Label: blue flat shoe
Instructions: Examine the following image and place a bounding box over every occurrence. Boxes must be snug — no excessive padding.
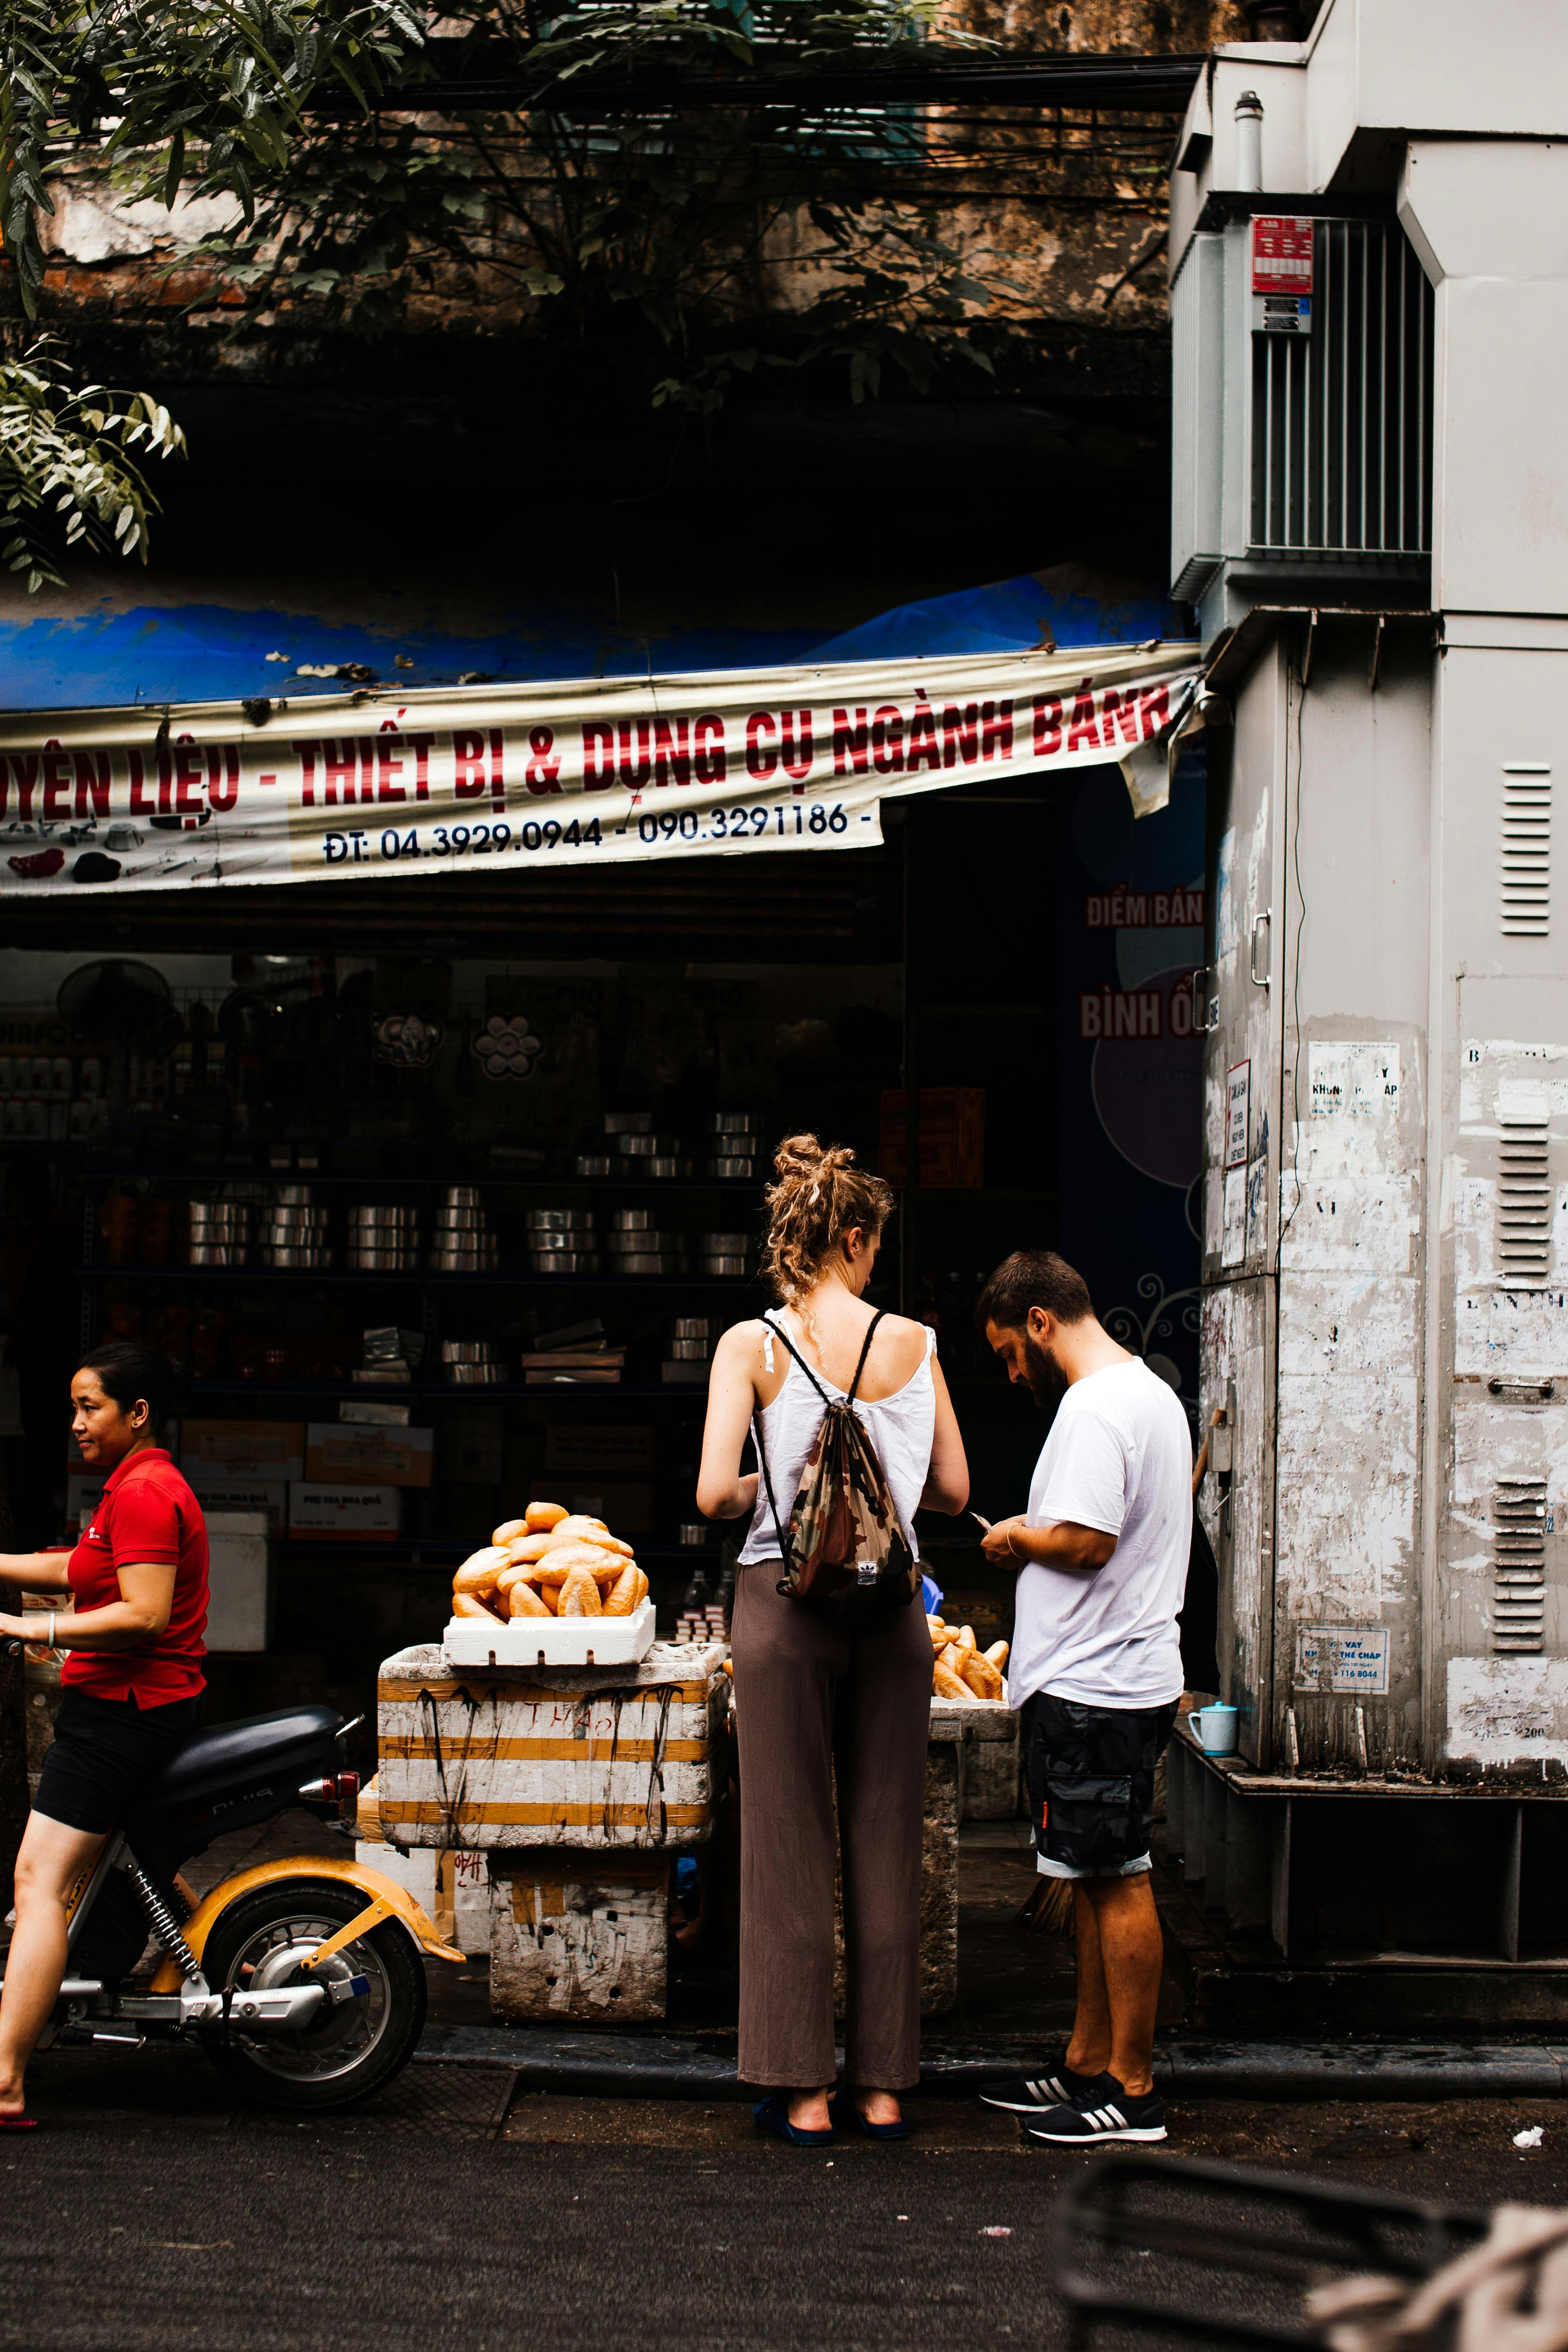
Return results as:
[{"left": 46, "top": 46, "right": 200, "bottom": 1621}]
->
[
  {"left": 753, "top": 2095, "right": 836, "bottom": 2147},
  {"left": 829, "top": 2089, "right": 908, "bottom": 2141}
]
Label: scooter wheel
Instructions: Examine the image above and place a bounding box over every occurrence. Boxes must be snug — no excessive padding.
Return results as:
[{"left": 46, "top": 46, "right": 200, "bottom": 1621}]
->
[{"left": 196, "top": 1878, "right": 427, "bottom": 2112}]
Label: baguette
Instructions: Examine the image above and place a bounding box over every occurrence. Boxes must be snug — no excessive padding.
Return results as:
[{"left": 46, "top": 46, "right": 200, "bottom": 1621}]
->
[
  {"left": 550, "top": 1515, "right": 633, "bottom": 1554},
  {"left": 507, "top": 1578, "right": 552, "bottom": 1618},
  {"left": 603, "top": 1564, "right": 648, "bottom": 1617},
  {"left": 453, "top": 1546, "right": 510, "bottom": 1597},
  {"left": 532, "top": 1540, "right": 630, "bottom": 1585},
  {"left": 954, "top": 1625, "right": 977, "bottom": 1654},
  {"left": 492, "top": 1518, "right": 528, "bottom": 1547},
  {"left": 525, "top": 1500, "right": 569, "bottom": 1532},
  {"left": 453, "top": 1590, "right": 504, "bottom": 1622},
  {"left": 932, "top": 1660, "right": 972, "bottom": 1701},
  {"left": 535, "top": 1578, "right": 558, "bottom": 1615},
  {"left": 507, "top": 1531, "right": 562, "bottom": 1565},
  {"left": 984, "top": 1640, "right": 1010, "bottom": 1670},
  {"left": 557, "top": 1566, "right": 603, "bottom": 1616},
  {"left": 959, "top": 1652, "right": 1004, "bottom": 1702}
]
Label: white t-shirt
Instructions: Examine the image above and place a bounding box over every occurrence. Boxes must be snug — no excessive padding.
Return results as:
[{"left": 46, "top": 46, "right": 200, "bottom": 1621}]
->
[{"left": 1007, "top": 1357, "right": 1192, "bottom": 1711}]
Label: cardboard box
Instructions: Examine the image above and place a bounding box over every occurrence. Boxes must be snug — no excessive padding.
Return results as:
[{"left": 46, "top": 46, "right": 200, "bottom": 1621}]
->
[
  {"left": 188, "top": 1479, "right": 287, "bottom": 1535},
  {"left": 878, "top": 1087, "right": 985, "bottom": 1189},
  {"left": 544, "top": 1424, "right": 656, "bottom": 1477},
  {"left": 304, "top": 1422, "right": 434, "bottom": 1489},
  {"left": 205, "top": 1509, "right": 272, "bottom": 1652},
  {"left": 183, "top": 1420, "right": 306, "bottom": 1485},
  {"left": 287, "top": 1482, "right": 401, "bottom": 1539},
  {"left": 528, "top": 1477, "right": 654, "bottom": 1534}
]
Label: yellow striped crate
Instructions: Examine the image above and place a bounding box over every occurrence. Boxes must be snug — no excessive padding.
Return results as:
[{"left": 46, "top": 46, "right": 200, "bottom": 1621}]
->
[{"left": 375, "top": 1639, "right": 727, "bottom": 1850}]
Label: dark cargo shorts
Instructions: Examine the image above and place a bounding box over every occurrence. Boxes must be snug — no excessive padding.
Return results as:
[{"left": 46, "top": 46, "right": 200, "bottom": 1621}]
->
[{"left": 1021, "top": 1691, "right": 1179, "bottom": 1880}]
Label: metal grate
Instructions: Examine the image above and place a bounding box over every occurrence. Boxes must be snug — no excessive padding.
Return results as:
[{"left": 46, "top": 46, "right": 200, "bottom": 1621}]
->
[
  {"left": 1497, "top": 1118, "right": 1553, "bottom": 1282},
  {"left": 1501, "top": 766, "right": 1551, "bottom": 937},
  {"left": 1250, "top": 219, "right": 1434, "bottom": 556},
  {"left": 1492, "top": 1477, "right": 1547, "bottom": 1655}
]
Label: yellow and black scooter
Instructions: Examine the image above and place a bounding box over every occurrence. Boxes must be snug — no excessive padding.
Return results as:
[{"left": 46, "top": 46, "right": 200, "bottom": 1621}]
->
[{"left": 5, "top": 1697, "right": 460, "bottom": 2111}]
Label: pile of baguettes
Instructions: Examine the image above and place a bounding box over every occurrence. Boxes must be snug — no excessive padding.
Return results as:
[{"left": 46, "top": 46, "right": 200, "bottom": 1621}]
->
[
  {"left": 930, "top": 1615, "right": 1009, "bottom": 1703},
  {"left": 450, "top": 1501, "right": 649, "bottom": 1622}
]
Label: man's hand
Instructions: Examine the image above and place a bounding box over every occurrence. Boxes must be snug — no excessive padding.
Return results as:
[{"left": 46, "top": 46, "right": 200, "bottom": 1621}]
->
[{"left": 981, "top": 1515, "right": 1029, "bottom": 1566}]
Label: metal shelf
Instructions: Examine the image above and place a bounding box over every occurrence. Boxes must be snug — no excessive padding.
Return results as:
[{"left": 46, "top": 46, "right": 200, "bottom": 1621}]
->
[
  {"left": 188, "top": 1378, "right": 708, "bottom": 1402},
  {"left": 74, "top": 1166, "right": 764, "bottom": 1197},
  {"left": 81, "top": 1262, "right": 758, "bottom": 1292}
]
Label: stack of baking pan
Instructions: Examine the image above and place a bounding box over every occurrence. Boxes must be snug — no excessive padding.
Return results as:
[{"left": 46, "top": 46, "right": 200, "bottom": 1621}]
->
[
  {"left": 662, "top": 1313, "right": 715, "bottom": 1382},
  {"left": 606, "top": 1206, "right": 690, "bottom": 1276},
  {"left": 706, "top": 1110, "right": 759, "bottom": 1179},
  {"left": 431, "top": 1186, "right": 499, "bottom": 1273},
  {"left": 697, "top": 1230, "right": 751, "bottom": 1278},
  {"left": 345, "top": 1203, "right": 420, "bottom": 1272},
  {"left": 526, "top": 1205, "right": 599, "bottom": 1275},
  {"left": 257, "top": 1190, "right": 332, "bottom": 1269},
  {"left": 187, "top": 1199, "right": 252, "bottom": 1267},
  {"left": 441, "top": 1338, "right": 508, "bottom": 1386}
]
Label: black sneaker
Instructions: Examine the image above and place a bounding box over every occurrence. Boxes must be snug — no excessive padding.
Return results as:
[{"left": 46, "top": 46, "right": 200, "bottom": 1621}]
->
[
  {"left": 1022, "top": 2073, "right": 1167, "bottom": 2145},
  {"left": 978, "top": 2067, "right": 1100, "bottom": 2114}
]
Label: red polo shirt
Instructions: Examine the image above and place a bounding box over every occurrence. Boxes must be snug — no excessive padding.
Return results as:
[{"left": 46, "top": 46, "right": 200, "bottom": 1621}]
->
[{"left": 65, "top": 1447, "right": 208, "bottom": 1705}]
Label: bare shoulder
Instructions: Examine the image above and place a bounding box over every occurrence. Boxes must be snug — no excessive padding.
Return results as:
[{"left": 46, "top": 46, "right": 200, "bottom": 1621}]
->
[
  {"left": 872, "top": 1311, "right": 936, "bottom": 1365},
  {"left": 713, "top": 1319, "right": 771, "bottom": 1368}
]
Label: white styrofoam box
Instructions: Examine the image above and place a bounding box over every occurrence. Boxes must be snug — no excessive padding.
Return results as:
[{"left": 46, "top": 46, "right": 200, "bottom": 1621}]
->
[
  {"left": 204, "top": 1510, "right": 272, "bottom": 1653},
  {"left": 376, "top": 1638, "right": 724, "bottom": 1849},
  {"left": 287, "top": 1482, "right": 401, "bottom": 1538},
  {"left": 489, "top": 1853, "right": 669, "bottom": 2020},
  {"left": 449, "top": 1848, "right": 490, "bottom": 1957},
  {"left": 356, "top": 1839, "right": 438, "bottom": 1909},
  {"left": 443, "top": 1597, "right": 656, "bottom": 1670}
]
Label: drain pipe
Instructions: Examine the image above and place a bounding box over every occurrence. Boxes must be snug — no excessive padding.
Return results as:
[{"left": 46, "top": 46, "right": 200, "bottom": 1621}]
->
[{"left": 1235, "top": 90, "right": 1264, "bottom": 191}]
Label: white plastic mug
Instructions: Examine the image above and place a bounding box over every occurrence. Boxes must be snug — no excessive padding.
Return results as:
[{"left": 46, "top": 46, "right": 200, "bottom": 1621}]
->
[{"left": 1192, "top": 1703, "right": 1239, "bottom": 1755}]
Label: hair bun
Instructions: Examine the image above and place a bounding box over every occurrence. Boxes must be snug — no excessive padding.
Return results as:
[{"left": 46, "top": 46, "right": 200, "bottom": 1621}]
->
[{"left": 771, "top": 1131, "right": 828, "bottom": 1179}]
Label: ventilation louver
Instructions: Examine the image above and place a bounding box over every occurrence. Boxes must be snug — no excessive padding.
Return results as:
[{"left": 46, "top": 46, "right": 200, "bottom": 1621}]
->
[
  {"left": 1492, "top": 1477, "right": 1547, "bottom": 1654},
  {"left": 1497, "top": 1115, "right": 1552, "bottom": 1283},
  {"left": 1501, "top": 766, "right": 1551, "bottom": 939}
]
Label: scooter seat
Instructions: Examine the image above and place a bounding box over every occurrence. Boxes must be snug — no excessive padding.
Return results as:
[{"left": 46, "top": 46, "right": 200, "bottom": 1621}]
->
[{"left": 133, "top": 1702, "right": 345, "bottom": 1821}]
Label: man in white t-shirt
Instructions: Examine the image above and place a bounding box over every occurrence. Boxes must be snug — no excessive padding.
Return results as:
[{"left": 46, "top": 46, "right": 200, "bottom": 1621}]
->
[{"left": 971, "top": 1249, "right": 1192, "bottom": 2148}]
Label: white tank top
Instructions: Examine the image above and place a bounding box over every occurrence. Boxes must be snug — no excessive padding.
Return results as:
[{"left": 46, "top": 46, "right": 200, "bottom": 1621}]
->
[{"left": 737, "top": 1311, "right": 938, "bottom": 1567}]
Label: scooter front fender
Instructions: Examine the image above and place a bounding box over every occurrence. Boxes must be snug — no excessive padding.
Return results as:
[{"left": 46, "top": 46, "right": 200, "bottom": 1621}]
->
[{"left": 147, "top": 1855, "right": 464, "bottom": 1993}]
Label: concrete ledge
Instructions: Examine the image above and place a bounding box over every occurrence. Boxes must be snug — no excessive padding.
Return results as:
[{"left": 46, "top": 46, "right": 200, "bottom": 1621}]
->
[{"left": 416, "top": 2024, "right": 1568, "bottom": 2101}]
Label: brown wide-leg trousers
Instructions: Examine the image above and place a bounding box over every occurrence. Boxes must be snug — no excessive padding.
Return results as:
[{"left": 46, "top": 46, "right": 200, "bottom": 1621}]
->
[{"left": 731, "top": 1557, "right": 932, "bottom": 2091}]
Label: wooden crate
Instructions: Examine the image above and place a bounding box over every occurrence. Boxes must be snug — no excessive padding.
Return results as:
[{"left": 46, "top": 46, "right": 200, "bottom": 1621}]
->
[
  {"left": 489, "top": 1851, "right": 670, "bottom": 2022},
  {"left": 375, "top": 1640, "right": 726, "bottom": 1850}
]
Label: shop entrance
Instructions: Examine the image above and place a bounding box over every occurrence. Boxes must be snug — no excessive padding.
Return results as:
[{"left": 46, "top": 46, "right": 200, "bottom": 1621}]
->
[{"left": 0, "top": 765, "right": 1204, "bottom": 2029}]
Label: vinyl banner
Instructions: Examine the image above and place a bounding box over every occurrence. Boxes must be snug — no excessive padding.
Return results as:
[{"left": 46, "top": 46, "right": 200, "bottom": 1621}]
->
[{"left": 0, "top": 642, "right": 1200, "bottom": 900}]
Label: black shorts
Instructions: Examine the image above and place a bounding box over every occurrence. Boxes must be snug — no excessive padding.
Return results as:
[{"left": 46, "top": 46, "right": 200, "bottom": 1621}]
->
[
  {"left": 33, "top": 1689, "right": 203, "bottom": 1836},
  {"left": 1021, "top": 1691, "right": 1178, "bottom": 1881}
]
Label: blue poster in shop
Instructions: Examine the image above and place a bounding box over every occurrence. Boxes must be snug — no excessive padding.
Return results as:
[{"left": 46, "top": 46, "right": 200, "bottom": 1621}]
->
[{"left": 1055, "top": 741, "right": 1206, "bottom": 1430}]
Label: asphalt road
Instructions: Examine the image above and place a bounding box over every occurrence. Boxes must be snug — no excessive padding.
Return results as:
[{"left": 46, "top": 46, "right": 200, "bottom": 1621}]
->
[{"left": 4, "top": 2047, "right": 1567, "bottom": 2351}]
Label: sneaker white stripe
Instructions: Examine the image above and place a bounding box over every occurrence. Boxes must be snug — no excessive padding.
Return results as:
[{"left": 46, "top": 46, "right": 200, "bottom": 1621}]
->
[{"left": 1103, "top": 2106, "right": 1126, "bottom": 2128}]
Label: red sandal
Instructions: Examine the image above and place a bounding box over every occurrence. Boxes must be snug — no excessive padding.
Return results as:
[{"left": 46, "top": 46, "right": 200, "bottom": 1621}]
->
[{"left": 0, "top": 2115, "right": 38, "bottom": 2132}]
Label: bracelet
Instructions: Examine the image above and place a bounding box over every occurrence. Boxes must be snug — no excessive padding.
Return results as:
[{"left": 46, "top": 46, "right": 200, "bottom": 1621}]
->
[
  {"left": 48, "top": 1612, "right": 56, "bottom": 1648},
  {"left": 1005, "top": 1527, "right": 1022, "bottom": 1560}
]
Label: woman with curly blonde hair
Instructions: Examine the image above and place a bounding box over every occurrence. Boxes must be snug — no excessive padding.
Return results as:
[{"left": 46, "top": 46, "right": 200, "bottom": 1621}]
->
[{"left": 697, "top": 1133, "right": 969, "bottom": 2144}]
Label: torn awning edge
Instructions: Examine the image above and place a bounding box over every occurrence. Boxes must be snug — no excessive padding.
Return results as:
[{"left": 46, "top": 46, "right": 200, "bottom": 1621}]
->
[{"left": 0, "top": 641, "right": 1202, "bottom": 900}]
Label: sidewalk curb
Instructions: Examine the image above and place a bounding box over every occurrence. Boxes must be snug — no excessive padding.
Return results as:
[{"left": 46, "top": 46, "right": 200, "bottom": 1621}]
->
[{"left": 416, "top": 2026, "right": 1568, "bottom": 2102}]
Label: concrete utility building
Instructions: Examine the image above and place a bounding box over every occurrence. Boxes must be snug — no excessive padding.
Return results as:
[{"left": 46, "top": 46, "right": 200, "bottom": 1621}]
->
[{"left": 1170, "top": 0, "right": 1568, "bottom": 2002}]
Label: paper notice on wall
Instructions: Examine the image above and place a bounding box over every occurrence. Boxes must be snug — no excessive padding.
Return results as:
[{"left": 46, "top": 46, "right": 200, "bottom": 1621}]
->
[
  {"left": 1294, "top": 1625, "right": 1391, "bottom": 1694},
  {"left": 1222, "top": 1166, "right": 1247, "bottom": 1267},
  {"left": 1225, "top": 1061, "right": 1250, "bottom": 1169},
  {"left": 1310, "top": 1042, "right": 1400, "bottom": 1119}
]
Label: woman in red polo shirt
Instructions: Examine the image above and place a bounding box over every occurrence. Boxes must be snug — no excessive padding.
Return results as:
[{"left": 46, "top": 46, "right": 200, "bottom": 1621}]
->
[{"left": 0, "top": 1342, "right": 208, "bottom": 2128}]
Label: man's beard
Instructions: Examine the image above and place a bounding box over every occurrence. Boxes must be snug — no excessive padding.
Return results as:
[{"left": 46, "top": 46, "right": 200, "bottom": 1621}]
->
[{"left": 1022, "top": 1334, "right": 1069, "bottom": 1413}]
